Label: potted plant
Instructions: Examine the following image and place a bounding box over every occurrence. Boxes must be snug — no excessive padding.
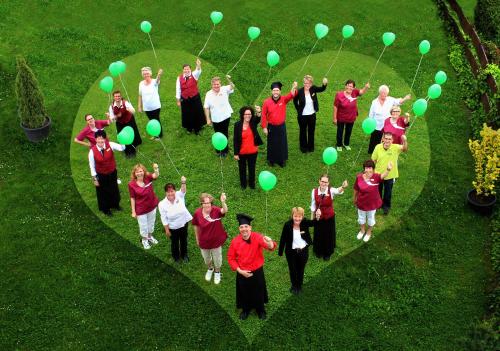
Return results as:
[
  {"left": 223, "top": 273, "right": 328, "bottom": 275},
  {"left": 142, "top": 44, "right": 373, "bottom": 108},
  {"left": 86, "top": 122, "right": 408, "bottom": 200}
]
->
[
  {"left": 15, "top": 56, "right": 51, "bottom": 142},
  {"left": 467, "top": 123, "right": 499, "bottom": 215}
]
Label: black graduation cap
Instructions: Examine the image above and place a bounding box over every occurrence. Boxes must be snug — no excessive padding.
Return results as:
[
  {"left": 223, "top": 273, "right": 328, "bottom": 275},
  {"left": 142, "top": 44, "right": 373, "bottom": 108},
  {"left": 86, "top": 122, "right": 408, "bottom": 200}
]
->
[
  {"left": 270, "top": 81, "right": 283, "bottom": 90},
  {"left": 236, "top": 213, "right": 254, "bottom": 226}
]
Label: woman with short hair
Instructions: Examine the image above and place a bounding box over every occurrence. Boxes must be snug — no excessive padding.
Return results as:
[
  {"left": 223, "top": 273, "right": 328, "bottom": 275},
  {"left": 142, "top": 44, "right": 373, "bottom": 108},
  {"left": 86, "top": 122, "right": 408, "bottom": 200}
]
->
[{"left": 138, "top": 66, "right": 164, "bottom": 138}]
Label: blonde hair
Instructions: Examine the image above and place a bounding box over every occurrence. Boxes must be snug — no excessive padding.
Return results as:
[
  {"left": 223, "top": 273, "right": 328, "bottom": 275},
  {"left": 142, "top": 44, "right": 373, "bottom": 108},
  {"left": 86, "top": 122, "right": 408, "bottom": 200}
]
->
[
  {"left": 141, "top": 67, "right": 152, "bottom": 74},
  {"left": 199, "top": 193, "right": 214, "bottom": 204},
  {"left": 211, "top": 76, "right": 221, "bottom": 84},
  {"left": 130, "top": 164, "right": 148, "bottom": 181},
  {"left": 303, "top": 75, "right": 313, "bottom": 84},
  {"left": 291, "top": 207, "right": 305, "bottom": 217}
]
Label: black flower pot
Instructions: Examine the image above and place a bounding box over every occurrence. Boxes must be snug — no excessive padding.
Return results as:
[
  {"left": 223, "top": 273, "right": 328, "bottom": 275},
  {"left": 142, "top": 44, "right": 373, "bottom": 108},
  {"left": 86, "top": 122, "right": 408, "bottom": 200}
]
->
[
  {"left": 467, "top": 189, "right": 497, "bottom": 216},
  {"left": 20, "top": 116, "right": 51, "bottom": 142}
]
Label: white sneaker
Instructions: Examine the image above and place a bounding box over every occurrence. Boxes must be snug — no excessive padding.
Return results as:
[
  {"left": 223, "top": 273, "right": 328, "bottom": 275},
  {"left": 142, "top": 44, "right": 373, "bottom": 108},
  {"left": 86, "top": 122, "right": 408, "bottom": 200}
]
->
[
  {"left": 344, "top": 145, "right": 351, "bottom": 151},
  {"left": 356, "top": 231, "right": 365, "bottom": 240},
  {"left": 117, "top": 179, "right": 122, "bottom": 185},
  {"left": 336, "top": 146, "right": 343, "bottom": 152},
  {"left": 149, "top": 236, "right": 159, "bottom": 245},
  {"left": 214, "top": 272, "right": 221, "bottom": 284},
  {"left": 142, "top": 239, "right": 151, "bottom": 250},
  {"left": 363, "top": 234, "right": 372, "bottom": 242},
  {"left": 205, "top": 268, "right": 214, "bottom": 281}
]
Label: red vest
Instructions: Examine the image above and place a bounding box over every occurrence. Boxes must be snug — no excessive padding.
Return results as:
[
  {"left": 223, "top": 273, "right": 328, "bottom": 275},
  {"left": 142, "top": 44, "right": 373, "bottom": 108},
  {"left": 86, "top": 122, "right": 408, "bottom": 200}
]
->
[
  {"left": 112, "top": 100, "right": 132, "bottom": 124},
  {"left": 179, "top": 74, "right": 199, "bottom": 99},
  {"left": 314, "top": 188, "right": 335, "bottom": 219},
  {"left": 92, "top": 141, "right": 116, "bottom": 175}
]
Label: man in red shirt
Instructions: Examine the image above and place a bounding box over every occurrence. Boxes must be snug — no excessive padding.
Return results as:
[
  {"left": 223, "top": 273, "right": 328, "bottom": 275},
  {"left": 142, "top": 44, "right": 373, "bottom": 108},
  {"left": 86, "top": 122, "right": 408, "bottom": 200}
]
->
[
  {"left": 227, "top": 214, "right": 276, "bottom": 320},
  {"left": 261, "top": 81, "right": 297, "bottom": 167}
]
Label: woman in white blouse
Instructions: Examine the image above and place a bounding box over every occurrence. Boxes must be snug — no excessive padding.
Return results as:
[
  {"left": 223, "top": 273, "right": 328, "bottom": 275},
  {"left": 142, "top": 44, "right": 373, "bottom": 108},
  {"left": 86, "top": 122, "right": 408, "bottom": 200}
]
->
[
  {"left": 367, "top": 85, "right": 410, "bottom": 154},
  {"left": 138, "top": 66, "right": 164, "bottom": 138},
  {"left": 158, "top": 176, "right": 193, "bottom": 263}
]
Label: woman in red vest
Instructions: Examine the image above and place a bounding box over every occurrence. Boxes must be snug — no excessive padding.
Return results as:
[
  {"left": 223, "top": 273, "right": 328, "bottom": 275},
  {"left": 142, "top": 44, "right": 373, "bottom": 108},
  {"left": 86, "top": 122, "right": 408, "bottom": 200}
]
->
[
  {"left": 108, "top": 90, "right": 142, "bottom": 157},
  {"left": 310, "top": 174, "right": 348, "bottom": 260},
  {"left": 175, "top": 58, "right": 206, "bottom": 134},
  {"left": 88, "top": 130, "right": 125, "bottom": 216}
]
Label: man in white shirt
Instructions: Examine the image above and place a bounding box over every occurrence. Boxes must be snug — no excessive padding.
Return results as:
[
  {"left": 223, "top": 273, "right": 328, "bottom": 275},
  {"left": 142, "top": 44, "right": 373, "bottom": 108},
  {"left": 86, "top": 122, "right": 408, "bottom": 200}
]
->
[{"left": 204, "top": 75, "right": 235, "bottom": 156}]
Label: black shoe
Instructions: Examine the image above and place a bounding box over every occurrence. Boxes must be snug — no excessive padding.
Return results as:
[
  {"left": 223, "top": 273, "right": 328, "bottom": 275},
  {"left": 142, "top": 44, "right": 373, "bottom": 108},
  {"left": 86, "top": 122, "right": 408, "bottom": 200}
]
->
[
  {"left": 300, "top": 148, "right": 308, "bottom": 153},
  {"left": 103, "top": 210, "right": 113, "bottom": 217},
  {"left": 239, "top": 311, "right": 250, "bottom": 320},
  {"left": 383, "top": 207, "right": 390, "bottom": 215},
  {"left": 268, "top": 161, "right": 274, "bottom": 167},
  {"left": 324, "top": 255, "right": 331, "bottom": 261},
  {"left": 257, "top": 310, "right": 267, "bottom": 320},
  {"left": 241, "top": 185, "right": 247, "bottom": 190},
  {"left": 183, "top": 256, "right": 189, "bottom": 263},
  {"left": 173, "top": 258, "right": 181, "bottom": 264},
  {"left": 249, "top": 184, "right": 255, "bottom": 190},
  {"left": 315, "top": 253, "right": 321, "bottom": 259},
  {"left": 114, "top": 206, "right": 123, "bottom": 211},
  {"left": 278, "top": 161, "right": 286, "bottom": 168},
  {"left": 290, "top": 287, "right": 299, "bottom": 295}
]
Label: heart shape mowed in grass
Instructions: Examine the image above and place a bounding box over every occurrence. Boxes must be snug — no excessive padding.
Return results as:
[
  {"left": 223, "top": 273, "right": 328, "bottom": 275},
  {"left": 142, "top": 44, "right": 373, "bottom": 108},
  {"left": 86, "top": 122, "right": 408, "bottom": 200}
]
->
[{"left": 70, "top": 49, "right": 430, "bottom": 340}]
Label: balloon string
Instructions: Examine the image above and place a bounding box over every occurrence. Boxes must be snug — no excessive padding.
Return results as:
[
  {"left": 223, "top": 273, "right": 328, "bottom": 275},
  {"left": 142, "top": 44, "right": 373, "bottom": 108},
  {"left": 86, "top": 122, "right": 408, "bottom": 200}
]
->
[
  {"left": 409, "top": 55, "right": 423, "bottom": 93},
  {"left": 326, "top": 164, "right": 330, "bottom": 176},
  {"left": 197, "top": 25, "right": 215, "bottom": 58},
  {"left": 368, "top": 46, "right": 387, "bottom": 83},
  {"left": 295, "top": 39, "right": 319, "bottom": 82},
  {"left": 219, "top": 154, "right": 225, "bottom": 193},
  {"left": 255, "top": 66, "right": 273, "bottom": 104},
  {"left": 119, "top": 75, "right": 131, "bottom": 103},
  {"left": 324, "top": 38, "right": 345, "bottom": 77},
  {"left": 131, "top": 145, "right": 155, "bottom": 164},
  {"left": 147, "top": 33, "right": 160, "bottom": 69},
  {"left": 265, "top": 192, "right": 268, "bottom": 235},
  {"left": 158, "top": 139, "right": 181, "bottom": 176},
  {"left": 226, "top": 41, "right": 252, "bottom": 75},
  {"left": 406, "top": 118, "right": 417, "bottom": 134}
]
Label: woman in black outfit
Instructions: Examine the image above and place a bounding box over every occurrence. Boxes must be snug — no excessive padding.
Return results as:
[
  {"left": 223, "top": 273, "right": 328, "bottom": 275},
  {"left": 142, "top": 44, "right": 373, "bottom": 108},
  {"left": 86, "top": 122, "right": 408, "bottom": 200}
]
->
[
  {"left": 233, "top": 106, "right": 263, "bottom": 189},
  {"left": 293, "top": 75, "right": 328, "bottom": 153},
  {"left": 278, "top": 207, "right": 317, "bottom": 294}
]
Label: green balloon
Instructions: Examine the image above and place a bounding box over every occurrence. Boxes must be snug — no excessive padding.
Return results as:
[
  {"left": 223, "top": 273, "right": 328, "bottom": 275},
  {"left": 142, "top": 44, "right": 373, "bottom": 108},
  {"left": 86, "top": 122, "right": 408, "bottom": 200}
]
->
[
  {"left": 314, "top": 23, "right": 329, "bottom": 40},
  {"left": 211, "top": 132, "right": 227, "bottom": 151},
  {"left": 99, "top": 76, "right": 113, "bottom": 93},
  {"left": 146, "top": 119, "right": 161, "bottom": 137},
  {"left": 382, "top": 32, "right": 396, "bottom": 46},
  {"left": 109, "top": 62, "right": 121, "bottom": 77},
  {"left": 210, "top": 11, "right": 223, "bottom": 25},
  {"left": 322, "top": 147, "right": 338, "bottom": 166},
  {"left": 342, "top": 25, "right": 355, "bottom": 39},
  {"left": 412, "top": 98, "right": 428, "bottom": 116},
  {"left": 117, "top": 126, "right": 134, "bottom": 145},
  {"left": 435, "top": 70, "right": 447, "bottom": 85},
  {"left": 248, "top": 26, "right": 261, "bottom": 40},
  {"left": 419, "top": 40, "right": 431, "bottom": 55},
  {"left": 361, "top": 118, "right": 377, "bottom": 135},
  {"left": 116, "top": 61, "right": 126, "bottom": 74},
  {"left": 140, "top": 21, "right": 152, "bottom": 34},
  {"left": 258, "top": 171, "right": 277, "bottom": 192},
  {"left": 267, "top": 50, "right": 280, "bottom": 68},
  {"left": 428, "top": 83, "right": 442, "bottom": 100}
]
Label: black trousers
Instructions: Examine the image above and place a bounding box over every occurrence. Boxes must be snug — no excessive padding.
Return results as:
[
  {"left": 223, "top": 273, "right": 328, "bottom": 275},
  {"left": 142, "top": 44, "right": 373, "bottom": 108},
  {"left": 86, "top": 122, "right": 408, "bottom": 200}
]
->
[
  {"left": 336, "top": 122, "right": 354, "bottom": 147},
  {"left": 145, "top": 108, "right": 163, "bottom": 137},
  {"left": 238, "top": 153, "right": 257, "bottom": 189},
  {"left": 236, "top": 267, "right": 268, "bottom": 313},
  {"left": 180, "top": 94, "right": 205, "bottom": 134},
  {"left": 286, "top": 247, "right": 309, "bottom": 290},
  {"left": 297, "top": 113, "right": 316, "bottom": 152},
  {"left": 213, "top": 118, "right": 230, "bottom": 153},
  {"left": 313, "top": 216, "right": 336, "bottom": 258},
  {"left": 95, "top": 169, "right": 120, "bottom": 213},
  {"left": 267, "top": 123, "right": 288, "bottom": 166},
  {"left": 378, "top": 178, "right": 395, "bottom": 210},
  {"left": 170, "top": 223, "right": 189, "bottom": 260},
  {"left": 368, "top": 129, "right": 383, "bottom": 154},
  {"left": 116, "top": 116, "right": 142, "bottom": 157}
]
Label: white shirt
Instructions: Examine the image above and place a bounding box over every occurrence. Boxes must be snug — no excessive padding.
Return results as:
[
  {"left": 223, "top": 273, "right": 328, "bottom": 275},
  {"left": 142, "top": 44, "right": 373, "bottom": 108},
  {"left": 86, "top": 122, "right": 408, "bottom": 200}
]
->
[
  {"left": 368, "top": 96, "right": 401, "bottom": 130},
  {"left": 88, "top": 142, "right": 125, "bottom": 177},
  {"left": 108, "top": 100, "right": 134, "bottom": 120},
  {"left": 302, "top": 93, "right": 315, "bottom": 116},
  {"left": 175, "top": 68, "right": 202, "bottom": 100},
  {"left": 158, "top": 191, "right": 193, "bottom": 230},
  {"left": 203, "top": 85, "right": 234, "bottom": 123},
  {"left": 292, "top": 228, "right": 307, "bottom": 249},
  {"left": 310, "top": 186, "right": 344, "bottom": 212},
  {"left": 139, "top": 78, "right": 161, "bottom": 111}
]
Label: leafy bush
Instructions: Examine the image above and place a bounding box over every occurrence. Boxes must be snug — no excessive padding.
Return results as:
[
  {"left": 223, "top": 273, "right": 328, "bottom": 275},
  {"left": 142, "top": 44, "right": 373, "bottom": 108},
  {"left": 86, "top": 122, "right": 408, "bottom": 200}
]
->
[
  {"left": 474, "top": 0, "right": 500, "bottom": 46},
  {"left": 469, "top": 124, "right": 499, "bottom": 197}
]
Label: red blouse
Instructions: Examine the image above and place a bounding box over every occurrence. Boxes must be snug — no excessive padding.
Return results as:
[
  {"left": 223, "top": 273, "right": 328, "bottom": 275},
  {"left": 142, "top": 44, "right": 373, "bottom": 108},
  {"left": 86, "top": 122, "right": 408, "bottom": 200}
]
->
[
  {"left": 128, "top": 174, "right": 159, "bottom": 215},
  {"left": 227, "top": 232, "right": 276, "bottom": 271},
  {"left": 239, "top": 125, "right": 258, "bottom": 155},
  {"left": 382, "top": 117, "right": 407, "bottom": 144},
  {"left": 353, "top": 173, "right": 383, "bottom": 211},
  {"left": 334, "top": 89, "right": 361, "bottom": 123},
  {"left": 191, "top": 206, "right": 227, "bottom": 249},
  {"left": 76, "top": 120, "right": 110, "bottom": 146}
]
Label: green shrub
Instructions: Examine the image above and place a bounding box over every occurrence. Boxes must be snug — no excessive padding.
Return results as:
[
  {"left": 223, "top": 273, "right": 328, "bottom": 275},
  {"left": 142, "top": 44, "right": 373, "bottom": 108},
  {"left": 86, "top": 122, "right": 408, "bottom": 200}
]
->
[
  {"left": 15, "top": 56, "right": 49, "bottom": 129},
  {"left": 474, "top": 0, "right": 500, "bottom": 46}
]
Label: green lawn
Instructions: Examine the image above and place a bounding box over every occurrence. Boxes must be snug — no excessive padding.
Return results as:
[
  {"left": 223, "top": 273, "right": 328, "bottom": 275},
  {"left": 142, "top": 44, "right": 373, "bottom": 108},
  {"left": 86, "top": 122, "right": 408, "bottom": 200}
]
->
[{"left": 0, "top": 0, "right": 492, "bottom": 350}]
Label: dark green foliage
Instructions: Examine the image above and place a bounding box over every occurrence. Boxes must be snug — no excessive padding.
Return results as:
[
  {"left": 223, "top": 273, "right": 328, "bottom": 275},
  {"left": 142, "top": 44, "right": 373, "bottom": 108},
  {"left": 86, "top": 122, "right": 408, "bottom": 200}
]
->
[
  {"left": 15, "top": 56, "right": 49, "bottom": 128},
  {"left": 474, "top": 0, "right": 500, "bottom": 46}
]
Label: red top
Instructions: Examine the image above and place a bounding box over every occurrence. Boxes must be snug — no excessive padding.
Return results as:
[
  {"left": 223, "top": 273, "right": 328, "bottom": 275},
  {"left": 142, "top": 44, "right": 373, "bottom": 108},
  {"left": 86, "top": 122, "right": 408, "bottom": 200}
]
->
[
  {"left": 91, "top": 140, "right": 116, "bottom": 175},
  {"left": 333, "top": 89, "right": 361, "bottom": 123},
  {"left": 179, "top": 74, "right": 199, "bottom": 99},
  {"left": 128, "top": 174, "right": 159, "bottom": 216},
  {"left": 314, "top": 188, "right": 335, "bottom": 219},
  {"left": 191, "top": 206, "right": 227, "bottom": 249},
  {"left": 112, "top": 100, "right": 133, "bottom": 124},
  {"left": 382, "top": 117, "right": 407, "bottom": 144},
  {"left": 261, "top": 92, "right": 296, "bottom": 128},
  {"left": 239, "top": 125, "right": 258, "bottom": 155},
  {"left": 227, "top": 232, "right": 276, "bottom": 271},
  {"left": 76, "top": 120, "right": 110, "bottom": 146},
  {"left": 353, "top": 173, "right": 383, "bottom": 211}
]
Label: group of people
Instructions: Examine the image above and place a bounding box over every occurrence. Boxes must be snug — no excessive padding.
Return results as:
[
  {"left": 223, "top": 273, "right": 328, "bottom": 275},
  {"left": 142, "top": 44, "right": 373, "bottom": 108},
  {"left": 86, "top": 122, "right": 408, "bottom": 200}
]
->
[{"left": 74, "top": 58, "right": 416, "bottom": 321}]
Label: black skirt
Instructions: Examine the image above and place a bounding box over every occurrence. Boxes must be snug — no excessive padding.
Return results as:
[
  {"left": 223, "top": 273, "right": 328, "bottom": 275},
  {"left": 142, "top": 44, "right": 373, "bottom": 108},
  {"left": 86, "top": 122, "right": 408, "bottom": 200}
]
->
[
  {"left": 313, "top": 216, "right": 336, "bottom": 257},
  {"left": 95, "top": 169, "right": 120, "bottom": 212},
  {"left": 236, "top": 266, "right": 268, "bottom": 312},
  {"left": 116, "top": 116, "right": 142, "bottom": 156},
  {"left": 180, "top": 94, "right": 206, "bottom": 133},
  {"left": 267, "top": 123, "right": 288, "bottom": 164}
]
